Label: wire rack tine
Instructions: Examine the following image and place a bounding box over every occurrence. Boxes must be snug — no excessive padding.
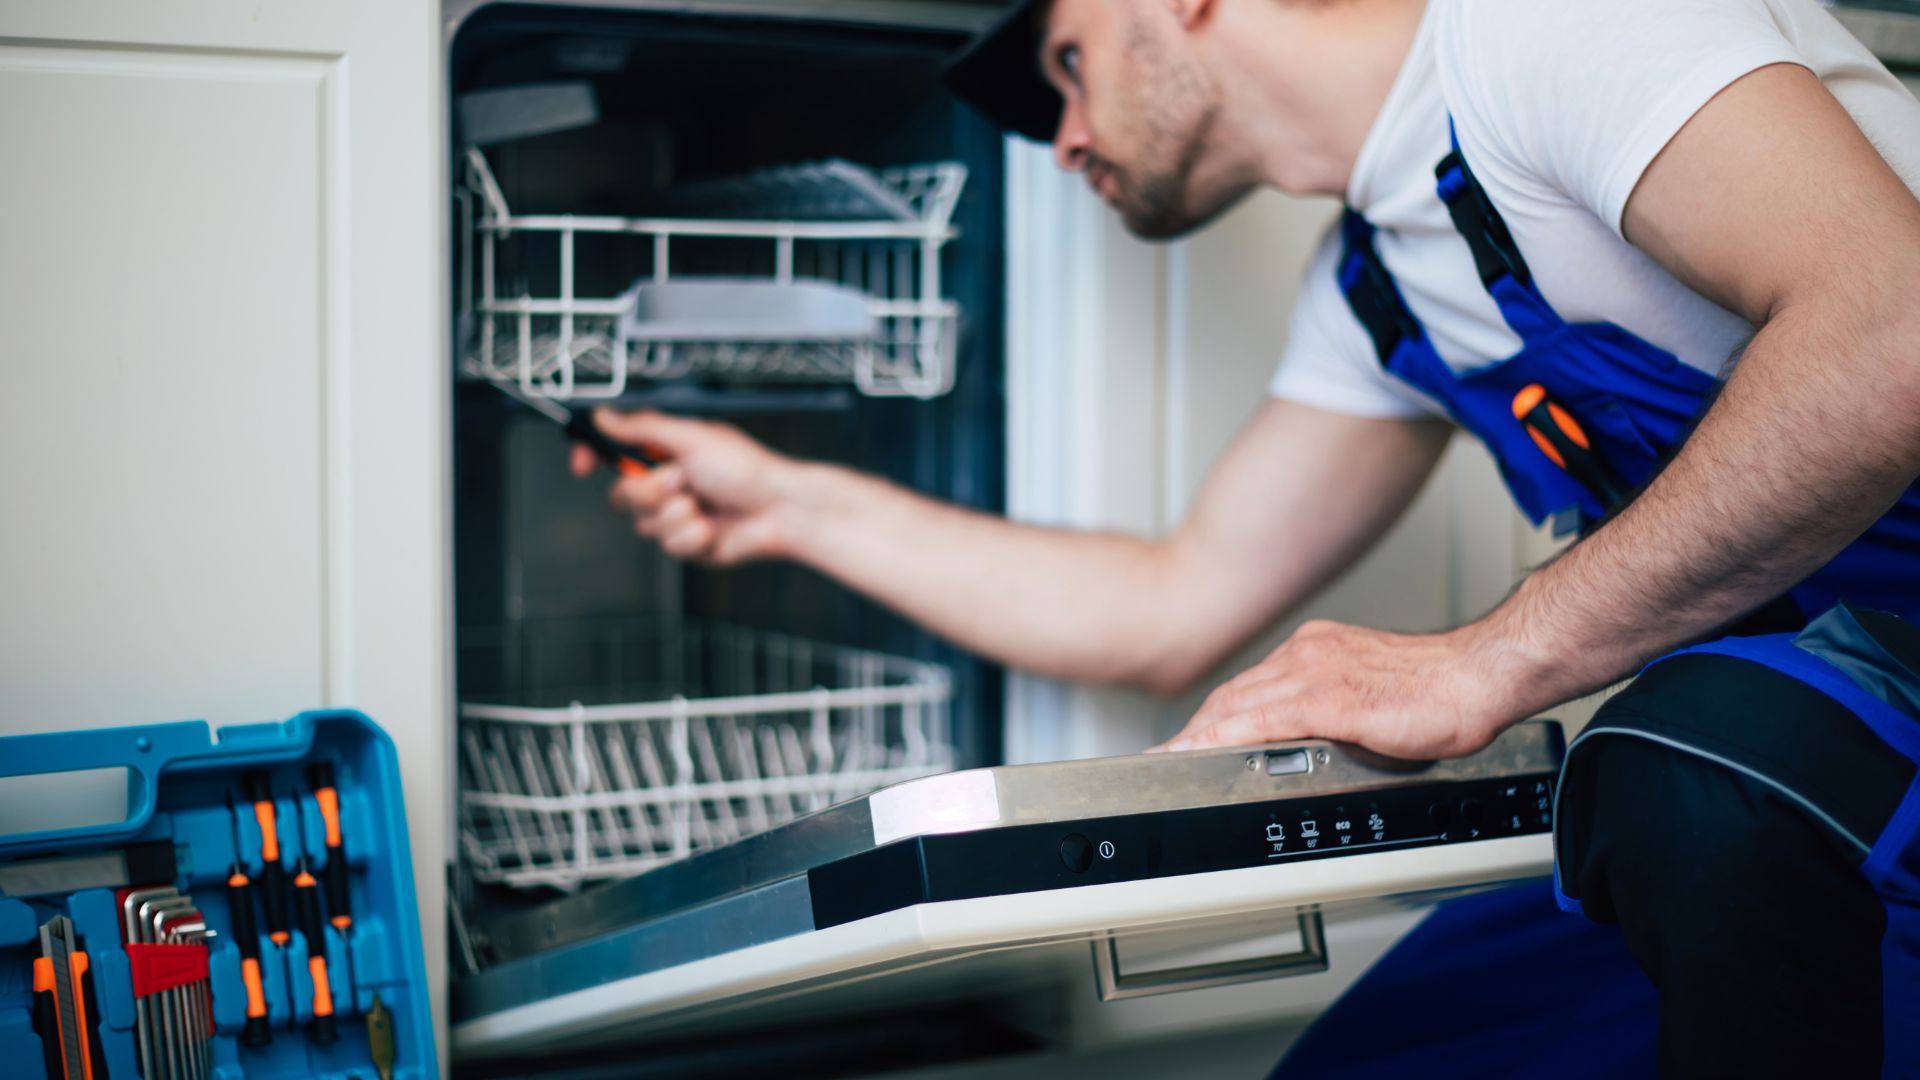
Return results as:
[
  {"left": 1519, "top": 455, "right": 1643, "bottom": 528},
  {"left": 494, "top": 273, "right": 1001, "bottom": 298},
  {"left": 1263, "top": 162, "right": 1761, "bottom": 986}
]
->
[{"left": 458, "top": 621, "right": 956, "bottom": 890}]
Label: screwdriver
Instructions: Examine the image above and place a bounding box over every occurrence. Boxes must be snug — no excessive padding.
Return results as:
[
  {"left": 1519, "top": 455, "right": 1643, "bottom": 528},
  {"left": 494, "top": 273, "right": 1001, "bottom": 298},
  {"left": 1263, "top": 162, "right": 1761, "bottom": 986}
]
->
[
  {"left": 492, "top": 380, "right": 652, "bottom": 476},
  {"left": 309, "top": 761, "right": 359, "bottom": 1010},
  {"left": 223, "top": 859, "right": 274, "bottom": 1046},
  {"left": 1512, "top": 384, "right": 1626, "bottom": 510},
  {"left": 242, "top": 772, "right": 294, "bottom": 951},
  {"left": 291, "top": 792, "right": 339, "bottom": 1044}
]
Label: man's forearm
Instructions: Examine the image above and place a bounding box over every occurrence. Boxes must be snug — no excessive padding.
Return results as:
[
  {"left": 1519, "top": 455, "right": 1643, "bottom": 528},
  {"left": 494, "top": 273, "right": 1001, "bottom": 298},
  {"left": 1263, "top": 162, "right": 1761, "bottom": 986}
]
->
[
  {"left": 772, "top": 462, "right": 1193, "bottom": 687},
  {"left": 768, "top": 403, "right": 1453, "bottom": 696},
  {"left": 1471, "top": 290, "right": 1920, "bottom": 717}
]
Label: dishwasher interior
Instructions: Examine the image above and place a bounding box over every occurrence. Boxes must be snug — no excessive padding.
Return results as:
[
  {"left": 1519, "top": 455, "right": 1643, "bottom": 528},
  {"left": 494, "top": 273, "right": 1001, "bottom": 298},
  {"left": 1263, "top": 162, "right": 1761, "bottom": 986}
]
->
[{"left": 446, "top": 2, "right": 1006, "bottom": 946}]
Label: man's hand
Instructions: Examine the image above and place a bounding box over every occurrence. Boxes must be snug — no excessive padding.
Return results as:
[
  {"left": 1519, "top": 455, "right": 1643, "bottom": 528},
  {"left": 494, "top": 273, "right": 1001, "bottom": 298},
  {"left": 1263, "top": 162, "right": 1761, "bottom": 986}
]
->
[
  {"left": 571, "top": 409, "right": 801, "bottom": 564},
  {"left": 1153, "top": 620, "right": 1526, "bottom": 758}
]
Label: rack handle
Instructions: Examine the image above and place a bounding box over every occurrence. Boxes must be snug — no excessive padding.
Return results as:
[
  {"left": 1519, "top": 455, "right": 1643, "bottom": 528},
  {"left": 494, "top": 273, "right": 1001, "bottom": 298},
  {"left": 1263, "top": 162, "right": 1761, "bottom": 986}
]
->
[{"left": 1090, "top": 910, "right": 1328, "bottom": 1002}]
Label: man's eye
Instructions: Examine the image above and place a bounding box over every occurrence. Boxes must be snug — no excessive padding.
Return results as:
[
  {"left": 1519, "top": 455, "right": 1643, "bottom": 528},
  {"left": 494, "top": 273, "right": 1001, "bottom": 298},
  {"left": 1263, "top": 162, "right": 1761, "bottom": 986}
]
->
[{"left": 1056, "top": 45, "right": 1081, "bottom": 84}]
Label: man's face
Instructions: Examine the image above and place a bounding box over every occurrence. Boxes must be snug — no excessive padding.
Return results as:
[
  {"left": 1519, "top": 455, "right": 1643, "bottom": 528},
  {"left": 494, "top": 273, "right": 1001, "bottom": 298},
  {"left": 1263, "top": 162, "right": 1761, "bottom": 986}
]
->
[{"left": 1037, "top": 0, "right": 1250, "bottom": 239}]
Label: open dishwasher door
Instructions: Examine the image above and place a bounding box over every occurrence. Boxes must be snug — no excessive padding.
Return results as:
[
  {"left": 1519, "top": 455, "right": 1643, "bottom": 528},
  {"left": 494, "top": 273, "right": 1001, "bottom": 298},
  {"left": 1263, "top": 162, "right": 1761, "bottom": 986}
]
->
[{"left": 450, "top": 721, "right": 1563, "bottom": 1058}]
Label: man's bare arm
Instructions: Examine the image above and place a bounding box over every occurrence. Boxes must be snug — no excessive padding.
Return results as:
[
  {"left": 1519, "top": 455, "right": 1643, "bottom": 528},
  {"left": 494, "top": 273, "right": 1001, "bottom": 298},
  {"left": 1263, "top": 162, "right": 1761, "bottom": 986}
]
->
[
  {"left": 1482, "top": 62, "right": 1920, "bottom": 714},
  {"left": 1163, "top": 63, "right": 1920, "bottom": 756},
  {"left": 590, "top": 399, "right": 1451, "bottom": 695}
]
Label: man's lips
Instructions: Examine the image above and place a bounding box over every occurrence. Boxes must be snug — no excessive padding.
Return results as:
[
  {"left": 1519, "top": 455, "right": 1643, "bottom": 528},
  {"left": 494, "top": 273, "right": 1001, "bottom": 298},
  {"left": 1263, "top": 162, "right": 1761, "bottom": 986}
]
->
[{"left": 1087, "top": 163, "right": 1118, "bottom": 202}]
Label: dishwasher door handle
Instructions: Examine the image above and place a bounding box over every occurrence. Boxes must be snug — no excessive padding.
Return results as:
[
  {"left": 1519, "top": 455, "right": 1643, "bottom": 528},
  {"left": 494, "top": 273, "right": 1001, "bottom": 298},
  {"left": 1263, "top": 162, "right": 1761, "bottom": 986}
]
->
[{"left": 1090, "top": 909, "right": 1328, "bottom": 1001}]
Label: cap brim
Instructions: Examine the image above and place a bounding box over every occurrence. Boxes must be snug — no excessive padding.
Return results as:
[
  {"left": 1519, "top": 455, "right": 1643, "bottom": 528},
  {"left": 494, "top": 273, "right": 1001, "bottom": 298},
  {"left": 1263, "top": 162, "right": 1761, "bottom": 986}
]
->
[{"left": 944, "top": 0, "right": 1061, "bottom": 143}]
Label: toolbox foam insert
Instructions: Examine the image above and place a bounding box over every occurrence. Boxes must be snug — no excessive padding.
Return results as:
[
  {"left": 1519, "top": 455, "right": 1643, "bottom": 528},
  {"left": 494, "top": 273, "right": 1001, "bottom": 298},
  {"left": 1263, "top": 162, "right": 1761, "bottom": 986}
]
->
[{"left": 0, "top": 899, "right": 35, "bottom": 946}]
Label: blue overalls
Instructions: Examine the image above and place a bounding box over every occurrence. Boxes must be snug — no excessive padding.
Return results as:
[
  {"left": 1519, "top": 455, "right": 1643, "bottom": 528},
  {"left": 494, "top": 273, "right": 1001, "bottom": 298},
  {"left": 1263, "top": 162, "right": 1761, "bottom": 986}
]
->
[{"left": 1269, "top": 128, "right": 1920, "bottom": 1078}]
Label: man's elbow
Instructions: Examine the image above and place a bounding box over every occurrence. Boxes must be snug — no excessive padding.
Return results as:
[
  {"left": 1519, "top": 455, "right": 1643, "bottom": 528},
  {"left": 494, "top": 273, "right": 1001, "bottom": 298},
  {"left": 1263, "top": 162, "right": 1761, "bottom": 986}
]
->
[{"left": 1129, "top": 648, "right": 1219, "bottom": 701}]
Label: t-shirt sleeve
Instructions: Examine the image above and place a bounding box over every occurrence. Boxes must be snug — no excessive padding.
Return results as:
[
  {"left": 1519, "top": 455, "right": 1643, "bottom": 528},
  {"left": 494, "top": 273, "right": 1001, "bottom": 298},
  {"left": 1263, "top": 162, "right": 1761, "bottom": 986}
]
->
[
  {"left": 1267, "top": 227, "right": 1441, "bottom": 420},
  {"left": 1440, "top": 0, "right": 1805, "bottom": 236}
]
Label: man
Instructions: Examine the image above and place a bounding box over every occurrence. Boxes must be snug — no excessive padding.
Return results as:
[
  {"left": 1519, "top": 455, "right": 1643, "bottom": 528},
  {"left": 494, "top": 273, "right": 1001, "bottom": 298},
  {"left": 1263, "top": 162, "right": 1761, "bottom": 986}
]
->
[{"left": 579, "top": 0, "right": 1920, "bottom": 1073}]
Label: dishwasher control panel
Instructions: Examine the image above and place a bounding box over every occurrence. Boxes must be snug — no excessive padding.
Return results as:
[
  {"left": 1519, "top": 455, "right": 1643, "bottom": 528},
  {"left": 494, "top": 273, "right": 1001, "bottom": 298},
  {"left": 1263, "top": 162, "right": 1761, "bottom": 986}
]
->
[{"left": 810, "top": 775, "right": 1556, "bottom": 929}]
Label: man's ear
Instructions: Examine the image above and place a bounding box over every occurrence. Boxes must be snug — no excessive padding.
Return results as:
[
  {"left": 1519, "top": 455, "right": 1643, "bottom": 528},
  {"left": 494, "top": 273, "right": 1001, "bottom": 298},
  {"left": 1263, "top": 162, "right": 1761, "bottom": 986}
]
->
[{"left": 1167, "top": 0, "right": 1219, "bottom": 31}]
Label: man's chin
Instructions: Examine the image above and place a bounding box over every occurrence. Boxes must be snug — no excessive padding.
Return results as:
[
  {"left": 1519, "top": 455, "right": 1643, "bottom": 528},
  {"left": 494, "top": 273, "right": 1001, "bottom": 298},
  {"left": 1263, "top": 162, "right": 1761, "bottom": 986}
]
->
[
  {"left": 1117, "top": 202, "right": 1203, "bottom": 242},
  {"left": 1117, "top": 187, "right": 1250, "bottom": 242}
]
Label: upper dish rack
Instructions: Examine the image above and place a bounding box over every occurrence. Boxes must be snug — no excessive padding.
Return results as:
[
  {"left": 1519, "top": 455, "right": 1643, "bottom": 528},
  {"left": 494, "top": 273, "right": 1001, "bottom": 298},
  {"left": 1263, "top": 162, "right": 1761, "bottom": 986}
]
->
[{"left": 458, "top": 148, "right": 967, "bottom": 400}]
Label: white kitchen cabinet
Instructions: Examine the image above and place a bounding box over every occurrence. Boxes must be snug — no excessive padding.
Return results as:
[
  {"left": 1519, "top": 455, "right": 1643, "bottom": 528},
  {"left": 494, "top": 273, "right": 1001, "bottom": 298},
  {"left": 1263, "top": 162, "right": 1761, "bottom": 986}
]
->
[{"left": 0, "top": 0, "right": 449, "bottom": 1059}]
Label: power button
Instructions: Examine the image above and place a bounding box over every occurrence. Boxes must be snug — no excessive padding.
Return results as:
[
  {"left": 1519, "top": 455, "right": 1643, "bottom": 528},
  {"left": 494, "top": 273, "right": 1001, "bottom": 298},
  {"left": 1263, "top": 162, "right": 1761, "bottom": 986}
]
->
[{"left": 1060, "top": 833, "right": 1094, "bottom": 873}]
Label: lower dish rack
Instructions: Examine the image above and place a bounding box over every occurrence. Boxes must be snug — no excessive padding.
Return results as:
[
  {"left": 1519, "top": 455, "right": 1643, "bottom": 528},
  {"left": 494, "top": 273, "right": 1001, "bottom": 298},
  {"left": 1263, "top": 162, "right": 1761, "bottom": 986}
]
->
[{"left": 457, "top": 620, "right": 955, "bottom": 892}]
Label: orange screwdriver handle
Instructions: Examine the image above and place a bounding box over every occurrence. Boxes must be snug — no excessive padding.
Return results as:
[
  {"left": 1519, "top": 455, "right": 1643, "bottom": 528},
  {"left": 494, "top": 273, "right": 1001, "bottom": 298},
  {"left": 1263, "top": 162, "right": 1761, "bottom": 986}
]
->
[
  {"left": 293, "top": 861, "right": 338, "bottom": 1044},
  {"left": 307, "top": 763, "right": 354, "bottom": 931},
  {"left": 243, "top": 772, "right": 293, "bottom": 948},
  {"left": 226, "top": 866, "right": 274, "bottom": 1045},
  {"left": 1512, "top": 384, "right": 1626, "bottom": 509},
  {"left": 564, "top": 412, "right": 653, "bottom": 477}
]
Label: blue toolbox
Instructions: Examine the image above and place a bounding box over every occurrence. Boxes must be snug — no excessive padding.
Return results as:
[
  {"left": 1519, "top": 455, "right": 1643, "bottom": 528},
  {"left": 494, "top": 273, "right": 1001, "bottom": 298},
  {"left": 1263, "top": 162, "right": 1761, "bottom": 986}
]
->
[{"left": 0, "top": 710, "right": 436, "bottom": 1079}]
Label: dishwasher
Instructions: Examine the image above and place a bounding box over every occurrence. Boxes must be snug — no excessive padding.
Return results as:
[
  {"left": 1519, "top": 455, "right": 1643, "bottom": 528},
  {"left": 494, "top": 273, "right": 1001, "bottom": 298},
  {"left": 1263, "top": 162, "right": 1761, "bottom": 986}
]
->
[{"left": 440, "top": 1, "right": 1562, "bottom": 1073}]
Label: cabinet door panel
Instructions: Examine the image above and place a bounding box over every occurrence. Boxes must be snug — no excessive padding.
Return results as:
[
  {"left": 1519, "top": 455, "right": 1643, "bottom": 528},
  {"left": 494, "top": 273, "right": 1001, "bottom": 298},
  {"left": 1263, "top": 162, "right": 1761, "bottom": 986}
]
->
[
  {"left": 0, "top": 43, "right": 333, "bottom": 730},
  {"left": 0, "top": 2, "right": 446, "bottom": 1060}
]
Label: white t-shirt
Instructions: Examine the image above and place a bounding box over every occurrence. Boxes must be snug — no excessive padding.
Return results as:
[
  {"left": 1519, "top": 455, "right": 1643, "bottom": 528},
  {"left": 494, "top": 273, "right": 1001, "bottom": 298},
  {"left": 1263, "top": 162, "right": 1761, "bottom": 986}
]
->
[{"left": 1268, "top": 0, "right": 1920, "bottom": 420}]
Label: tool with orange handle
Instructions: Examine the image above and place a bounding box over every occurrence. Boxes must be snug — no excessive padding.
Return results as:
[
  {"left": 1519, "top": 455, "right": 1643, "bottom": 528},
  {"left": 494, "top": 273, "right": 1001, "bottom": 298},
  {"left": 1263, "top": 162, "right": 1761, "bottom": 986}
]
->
[
  {"left": 242, "top": 772, "right": 293, "bottom": 951},
  {"left": 224, "top": 794, "right": 276, "bottom": 1048},
  {"left": 225, "top": 865, "right": 275, "bottom": 1045},
  {"left": 308, "top": 760, "right": 360, "bottom": 1010},
  {"left": 243, "top": 769, "right": 298, "bottom": 1037},
  {"left": 492, "top": 380, "right": 653, "bottom": 477},
  {"left": 33, "top": 915, "right": 107, "bottom": 1080},
  {"left": 1512, "top": 383, "right": 1627, "bottom": 511},
  {"left": 291, "top": 792, "right": 339, "bottom": 1045}
]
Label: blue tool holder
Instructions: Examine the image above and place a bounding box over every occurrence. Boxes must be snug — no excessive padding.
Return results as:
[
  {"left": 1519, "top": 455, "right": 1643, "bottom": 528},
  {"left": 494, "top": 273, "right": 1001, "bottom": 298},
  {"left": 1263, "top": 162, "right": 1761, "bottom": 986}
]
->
[{"left": 0, "top": 711, "right": 437, "bottom": 1078}]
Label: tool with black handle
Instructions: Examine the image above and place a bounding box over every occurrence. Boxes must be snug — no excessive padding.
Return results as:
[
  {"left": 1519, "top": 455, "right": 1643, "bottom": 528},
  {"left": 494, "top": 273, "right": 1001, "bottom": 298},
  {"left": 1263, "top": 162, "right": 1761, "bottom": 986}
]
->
[
  {"left": 1512, "top": 383, "right": 1627, "bottom": 511},
  {"left": 242, "top": 772, "right": 294, "bottom": 951},
  {"left": 309, "top": 760, "right": 360, "bottom": 1010},
  {"left": 492, "top": 380, "right": 654, "bottom": 476},
  {"left": 291, "top": 792, "right": 339, "bottom": 1044},
  {"left": 225, "top": 869, "right": 275, "bottom": 1045},
  {"left": 226, "top": 795, "right": 275, "bottom": 1046}
]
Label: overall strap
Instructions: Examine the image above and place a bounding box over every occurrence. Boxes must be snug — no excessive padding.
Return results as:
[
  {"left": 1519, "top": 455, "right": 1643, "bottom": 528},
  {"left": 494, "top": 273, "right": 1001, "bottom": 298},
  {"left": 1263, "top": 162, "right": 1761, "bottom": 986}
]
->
[
  {"left": 1433, "top": 118, "right": 1563, "bottom": 343},
  {"left": 1434, "top": 120, "right": 1532, "bottom": 290},
  {"left": 1337, "top": 209, "right": 1425, "bottom": 369}
]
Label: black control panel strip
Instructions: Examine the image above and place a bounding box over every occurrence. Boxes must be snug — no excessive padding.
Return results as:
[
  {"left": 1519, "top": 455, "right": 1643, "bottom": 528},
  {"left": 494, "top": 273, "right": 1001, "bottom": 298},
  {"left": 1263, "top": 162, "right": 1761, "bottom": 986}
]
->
[{"left": 809, "top": 774, "right": 1557, "bottom": 929}]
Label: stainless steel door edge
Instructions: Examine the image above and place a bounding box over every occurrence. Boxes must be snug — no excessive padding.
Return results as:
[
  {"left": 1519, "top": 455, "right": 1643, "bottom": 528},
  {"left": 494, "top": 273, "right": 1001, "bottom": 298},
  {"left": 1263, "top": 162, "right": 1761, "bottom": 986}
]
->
[
  {"left": 476, "top": 724, "right": 1562, "bottom": 965},
  {"left": 456, "top": 875, "right": 816, "bottom": 1024}
]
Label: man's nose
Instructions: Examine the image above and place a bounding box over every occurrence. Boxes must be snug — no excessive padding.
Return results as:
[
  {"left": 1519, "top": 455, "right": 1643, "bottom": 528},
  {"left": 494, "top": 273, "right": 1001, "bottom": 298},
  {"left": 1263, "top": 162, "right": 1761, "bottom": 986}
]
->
[{"left": 1052, "top": 100, "right": 1091, "bottom": 172}]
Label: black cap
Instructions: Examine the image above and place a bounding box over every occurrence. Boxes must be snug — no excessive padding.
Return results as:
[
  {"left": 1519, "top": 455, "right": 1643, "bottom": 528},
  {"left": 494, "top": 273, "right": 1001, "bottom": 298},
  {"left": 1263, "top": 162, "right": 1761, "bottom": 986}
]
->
[{"left": 945, "top": 0, "right": 1061, "bottom": 143}]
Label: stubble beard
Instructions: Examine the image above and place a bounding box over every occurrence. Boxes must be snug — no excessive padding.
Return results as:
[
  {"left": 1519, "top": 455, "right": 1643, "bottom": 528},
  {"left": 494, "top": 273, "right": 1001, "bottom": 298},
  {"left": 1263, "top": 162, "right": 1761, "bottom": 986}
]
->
[{"left": 1109, "top": 20, "right": 1236, "bottom": 240}]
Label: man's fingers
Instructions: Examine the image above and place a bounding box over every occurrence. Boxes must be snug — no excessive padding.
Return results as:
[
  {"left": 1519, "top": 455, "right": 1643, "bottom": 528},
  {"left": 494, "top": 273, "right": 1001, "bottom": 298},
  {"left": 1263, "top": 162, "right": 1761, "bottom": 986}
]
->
[
  {"left": 1191, "top": 671, "right": 1304, "bottom": 732},
  {"left": 1164, "top": 709, "right": 1301, "bottom": 753},
  {"left": 1156, "top": 674, "right": 1328, "bottom": 753},
  {"left": 569, "top": 444, "right": 597, "bottom": 477},
  {"left": 609, "top": 463, "right": 685, "bottom": 514},
  {"left": 594, "top": 407, "right": 698, "bottom": 459},
  {"left": 652, "top": 493, "right": 701, "bottom": 531},
  {"left": 660, "top": 518, "right": 717, "bottom": 559}
]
